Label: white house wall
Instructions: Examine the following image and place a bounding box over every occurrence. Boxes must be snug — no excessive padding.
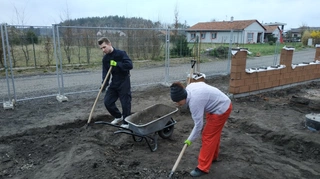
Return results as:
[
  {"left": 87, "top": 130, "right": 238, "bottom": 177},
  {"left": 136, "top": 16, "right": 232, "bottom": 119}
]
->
[
  {"left": 186, "top": 21, "right": 265, "bottom": 44},
  {"left": 243, "top": 22, "right": 265, "bottom": 43},
  {"left": 188, "top": 31, "right": 245, "bottom": 44}
]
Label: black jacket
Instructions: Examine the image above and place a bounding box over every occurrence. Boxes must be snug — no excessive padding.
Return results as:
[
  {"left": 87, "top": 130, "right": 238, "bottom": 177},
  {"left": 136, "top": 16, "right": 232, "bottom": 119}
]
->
[{"left": 102, "top": 47, "right": 133, "bottom": 89}]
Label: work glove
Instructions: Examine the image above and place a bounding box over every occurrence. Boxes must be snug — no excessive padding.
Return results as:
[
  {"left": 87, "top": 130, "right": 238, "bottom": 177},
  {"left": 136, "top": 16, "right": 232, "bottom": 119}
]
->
[
  {"left": 110, "top": 60, "right": 117, "bottom": 66},
  {"left": 184, "top": 139, "right": 192, "bottom": 146}
]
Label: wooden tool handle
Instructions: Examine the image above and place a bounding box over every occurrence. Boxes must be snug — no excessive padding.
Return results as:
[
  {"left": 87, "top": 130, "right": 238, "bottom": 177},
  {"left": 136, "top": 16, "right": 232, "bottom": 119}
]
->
[
  {"left": 87, "top": 66, "right": 112, "bottom": 124},
  {"left": 170, "top": 144, "right": 188, "bottom": 175}
]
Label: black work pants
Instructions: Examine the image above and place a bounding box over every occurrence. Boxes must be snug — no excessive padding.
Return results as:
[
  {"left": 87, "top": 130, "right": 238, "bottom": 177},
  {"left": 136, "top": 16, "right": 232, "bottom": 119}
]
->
[{"left": 104, "top": 76, "right": 131, "bottom": 124}]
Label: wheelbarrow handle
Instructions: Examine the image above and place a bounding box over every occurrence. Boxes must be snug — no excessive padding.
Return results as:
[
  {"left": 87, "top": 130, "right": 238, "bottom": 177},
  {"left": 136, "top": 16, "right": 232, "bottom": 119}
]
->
[
  {"left": 187, "top": 61, "right": 196, "bottom": 85},
  {"left": 169, "top": 144, "right": 188, "bottom": 178},
  {"left": 191, "top": 59, "right": 196, "bottom": 68}
]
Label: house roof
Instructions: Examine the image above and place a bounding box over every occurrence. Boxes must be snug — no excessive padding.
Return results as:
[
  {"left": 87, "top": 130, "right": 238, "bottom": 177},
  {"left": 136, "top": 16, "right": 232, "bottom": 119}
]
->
[
  {"left": 187, "top": 19, "right": 266, "bottom": 31},
  {"left": 264, "top": 25, "right": 280, "bottom": 33}
]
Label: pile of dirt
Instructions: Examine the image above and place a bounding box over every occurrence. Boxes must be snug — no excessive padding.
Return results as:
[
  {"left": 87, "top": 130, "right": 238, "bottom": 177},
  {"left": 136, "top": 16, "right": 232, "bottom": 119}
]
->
[{"left": 1, "top": 76, "right": 320, "bottom": 179}]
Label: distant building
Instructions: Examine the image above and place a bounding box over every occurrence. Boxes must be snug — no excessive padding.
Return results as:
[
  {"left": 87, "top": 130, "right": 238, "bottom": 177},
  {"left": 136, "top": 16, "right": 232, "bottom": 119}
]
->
[
  {"left": 96, "top": 29, "right": 126, "bottom": 37},
  {"left": 286, "top": 27, "right": 320, "bottom": 42},
  {"left": 263, "top": 25, "right": 282, "bottom": 42},
  {"left": 186, "top": 19, "right": 266, "bottom": 44},
  {"left": 263, "top": 22, "right": 286, "bottom": 43}
]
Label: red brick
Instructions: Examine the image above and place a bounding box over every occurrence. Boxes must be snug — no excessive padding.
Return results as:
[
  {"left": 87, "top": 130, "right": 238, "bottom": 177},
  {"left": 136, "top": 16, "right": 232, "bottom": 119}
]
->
[
  {"left": 249, "top": 84, "right": 258, "bottom": 91},
  {"left": 264, "top": 81, "right": 273, "bottom": 89},
  {"left": 269, "top": 74, "right": 280, "bottom": 81},
  {"left": 239, "top": 85, "right": 250, "bottom": 93},
  {"left": 257, "top": 71, "right": 267, "bottom": 77},
  {"left": 271, "top": 80, "right": 280, "bottom": 87},
  {"left": 229, "top": 79, "right": 244, "bottom": 87},
  {"left": 273, "top": 69, "right": 280, "bottom": 75},
  {"left": 231, "top": 65, "right": 245, "bottom": 73},
  {"left": 230, "top": 72, "right": 242, "bottom": 80},
  {"left": 279, "top": 78, "right": 287, "bottom": 86},
  {"left": 229, "top": 86, "right": 240, "bottom": 94},
  {"left": 244, "top": 78, "right": 254, "bottom": 86},
  {"left": 260, "top": 76, "right": 269, "bottom": 83},
  {"left": 257, "top": 82, "right": 266, "bottom": 89},
  {"left": 280, "top": 68, "right": 288, "bottom": 74}
]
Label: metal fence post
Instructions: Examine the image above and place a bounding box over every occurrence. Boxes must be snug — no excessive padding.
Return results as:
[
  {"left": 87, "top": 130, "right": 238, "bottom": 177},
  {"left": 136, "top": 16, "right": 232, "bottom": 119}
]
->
[
  {"left": 1, "top": 24, "right": 16, "bottom": 109},
  {"left": 52, "top": 24, "right": 68, "bottom": 102},
  {"left": 164, "top": 27, "right": 171, "bottom": 85},
  {"left": 227, "top": 16, "right": 234, "bottom": 74}
]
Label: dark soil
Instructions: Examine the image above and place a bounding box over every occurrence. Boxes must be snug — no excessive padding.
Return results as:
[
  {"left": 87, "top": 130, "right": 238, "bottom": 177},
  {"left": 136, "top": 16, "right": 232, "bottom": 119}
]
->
[{"left": 1, "top": 76, "right": 320, "bottom": 179}]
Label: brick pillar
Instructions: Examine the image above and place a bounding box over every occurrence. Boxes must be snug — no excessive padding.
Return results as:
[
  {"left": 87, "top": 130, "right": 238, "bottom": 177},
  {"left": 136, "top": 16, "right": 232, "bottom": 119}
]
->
[
  {"left": 229, "top": 50, "right": 247, "bottom": 94},
  {"left": 279, "top": 48, "right": 294, "bottom": 67},
  {"left": 315, "top": 45, "right": 320, "bottom": 61}
]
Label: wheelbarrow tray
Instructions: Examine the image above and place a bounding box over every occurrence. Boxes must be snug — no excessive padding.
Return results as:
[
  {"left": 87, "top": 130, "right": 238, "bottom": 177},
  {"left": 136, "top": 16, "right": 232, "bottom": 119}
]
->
[{"left": 125, "top": 104, "right": 178, "bottom": 136}]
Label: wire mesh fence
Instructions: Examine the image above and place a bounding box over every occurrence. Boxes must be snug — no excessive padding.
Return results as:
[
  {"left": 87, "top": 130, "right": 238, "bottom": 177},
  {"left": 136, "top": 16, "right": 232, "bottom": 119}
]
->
[
  {"left": 1, "top": 24, "right": 316, "bottom": 108},
  {"left": 1, "top": 24, "right": 229, "bottom": 106}
]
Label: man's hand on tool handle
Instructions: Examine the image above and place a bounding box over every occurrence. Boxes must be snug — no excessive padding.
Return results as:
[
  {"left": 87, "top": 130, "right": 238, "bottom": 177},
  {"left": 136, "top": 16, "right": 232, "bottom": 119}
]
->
[
  {"left": 184, "top": 139, "right": 192, "bottom": 146},
  {"left": 110, "top": 60, "right": 117, "bottom": 66}
]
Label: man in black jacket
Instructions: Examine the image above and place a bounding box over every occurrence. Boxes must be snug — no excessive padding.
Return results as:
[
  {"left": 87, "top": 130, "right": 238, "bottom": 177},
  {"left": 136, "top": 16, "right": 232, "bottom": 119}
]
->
[{"left": 98, "top": 37, "right": 133, "bottom": 128}]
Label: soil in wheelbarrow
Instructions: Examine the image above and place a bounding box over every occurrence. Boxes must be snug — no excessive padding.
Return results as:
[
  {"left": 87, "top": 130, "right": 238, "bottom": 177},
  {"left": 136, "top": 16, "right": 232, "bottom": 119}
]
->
[{"left": 1, "top": 75, "right": 320, "bottom": 179}]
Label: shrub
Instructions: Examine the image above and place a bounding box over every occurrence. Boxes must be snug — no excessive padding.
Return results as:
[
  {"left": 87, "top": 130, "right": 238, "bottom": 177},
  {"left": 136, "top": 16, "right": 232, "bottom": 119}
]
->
[
  {"left": 266, "top": 34, "right": 278, "bottom": 43},
  {"left": 301, "top": 30, "right": 311, "bottom": 46},
  {"left": 170, "top": 35, "right": 192, "bottom": 57},
  {"left": 209, "top": 46, "right": 229, "bottom": 58}
]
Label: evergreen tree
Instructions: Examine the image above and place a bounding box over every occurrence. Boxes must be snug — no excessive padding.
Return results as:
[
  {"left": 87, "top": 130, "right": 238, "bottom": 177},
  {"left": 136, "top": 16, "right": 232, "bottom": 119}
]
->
[{"left": 170, "top": 35, "right": 191, "bottom": 57}]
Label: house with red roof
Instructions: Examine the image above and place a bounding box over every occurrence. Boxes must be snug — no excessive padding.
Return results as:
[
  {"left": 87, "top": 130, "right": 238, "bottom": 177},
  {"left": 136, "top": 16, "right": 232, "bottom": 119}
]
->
[
  {"left": 186, "top": 19, "right": 266, "bottom": 44},
  {"left": 263, "top": 25, "right": 282, "bottom": 42}
]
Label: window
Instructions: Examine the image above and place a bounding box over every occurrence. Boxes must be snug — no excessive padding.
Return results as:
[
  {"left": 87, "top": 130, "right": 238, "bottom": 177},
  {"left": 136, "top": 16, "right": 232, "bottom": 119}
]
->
[
  {"left": 247, "top": 33, "right": 253, "bottom": 43},
  {"left": 191, "top": 33, "right": 196, "bottom": 39},
  {"left": 201, "top": 33, "right": 206, "bottom": 39},
  {"left": 211, "top": 32, "right": 217, "bottom": 39}
]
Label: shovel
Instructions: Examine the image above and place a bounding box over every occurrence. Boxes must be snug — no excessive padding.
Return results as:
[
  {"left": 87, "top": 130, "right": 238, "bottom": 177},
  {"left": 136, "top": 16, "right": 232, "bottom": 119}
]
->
[
  {"left": 169, "top": 60, "right": 196, "bottom": 178},
  {"left": 86, "top": 66, "right": 112, "bottom": 128},
  {"left": 168, "top": 143, "right": 188, "bottom": 178}
]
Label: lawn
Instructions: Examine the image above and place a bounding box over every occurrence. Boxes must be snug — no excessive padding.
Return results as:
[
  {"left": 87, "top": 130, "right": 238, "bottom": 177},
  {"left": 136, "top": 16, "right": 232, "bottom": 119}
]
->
[
  {"left": 194, "top": 42, "right": 305, "bottom": 57},
  {"left": 1, "top": 40, "right": 307, "bottom": 77}
]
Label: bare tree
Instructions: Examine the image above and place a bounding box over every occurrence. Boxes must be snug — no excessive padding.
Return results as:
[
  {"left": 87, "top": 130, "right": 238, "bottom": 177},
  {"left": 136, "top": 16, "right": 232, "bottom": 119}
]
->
[
  {"left": 8, "top": 26, "right": 20, "bottom": 67},
  {"left": 75, "top": 28, "right": 95, "bottom": 64},
  {"left": 60, "top": 3, "right": 73, "bottom": 64},
  {"left": 83, "top": 29, "right": 95, "bottom": 64},
  {"left": 299, "top": 23, "right": 309, "bottom": 36},
  {"left": 43, "top": 35, "right": 53, "bottom": 66},
  {"left": 173, "top": 4, "right": 179, "bottom": 36},
  {"left": 13, "top": 5, "right": 31, "bottom": 66}
]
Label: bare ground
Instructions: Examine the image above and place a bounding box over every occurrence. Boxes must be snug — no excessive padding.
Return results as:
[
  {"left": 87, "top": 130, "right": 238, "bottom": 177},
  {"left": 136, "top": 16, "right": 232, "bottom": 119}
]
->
[{"left": 1, "top": 75, "right": 320, "bottom": 179}]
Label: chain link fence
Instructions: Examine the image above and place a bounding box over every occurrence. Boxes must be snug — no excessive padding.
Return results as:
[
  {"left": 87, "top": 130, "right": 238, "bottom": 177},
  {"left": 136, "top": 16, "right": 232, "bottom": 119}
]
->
[
  {"left": 1, "top": 24, "right": 228, "bottom": 108},
  {"left": 1, "top": 24, "right": 316, "bottom": 109}
]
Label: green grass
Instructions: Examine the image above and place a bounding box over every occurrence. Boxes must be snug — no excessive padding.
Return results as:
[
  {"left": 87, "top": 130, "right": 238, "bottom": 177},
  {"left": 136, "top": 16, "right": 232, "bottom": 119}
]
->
[
  {"left": 194, "top": 42, "right": 305, "bottom": 58},
  {"left": 240, "top": 42, "right": 304, "bottom": 57},
  {"left": 1, "top": 41, "right": 308, "bottom": 77}
]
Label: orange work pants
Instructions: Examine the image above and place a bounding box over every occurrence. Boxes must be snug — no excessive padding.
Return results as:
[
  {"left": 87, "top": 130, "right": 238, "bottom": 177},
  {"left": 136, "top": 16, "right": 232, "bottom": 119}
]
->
[{"left": 197, "top": 103, "right": 232, "bottom": 173}]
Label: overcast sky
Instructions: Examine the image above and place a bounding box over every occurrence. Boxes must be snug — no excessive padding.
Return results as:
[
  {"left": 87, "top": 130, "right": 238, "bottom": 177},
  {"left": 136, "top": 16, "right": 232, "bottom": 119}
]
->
[{"left": 1, "top": 0, "right": 319, "bottom": 31}]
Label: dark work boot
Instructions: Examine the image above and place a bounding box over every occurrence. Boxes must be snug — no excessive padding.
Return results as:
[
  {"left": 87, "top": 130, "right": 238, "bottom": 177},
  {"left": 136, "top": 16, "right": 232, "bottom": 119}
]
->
[{"left": 190, "top": 167, "right": 207, "bottom": 177}]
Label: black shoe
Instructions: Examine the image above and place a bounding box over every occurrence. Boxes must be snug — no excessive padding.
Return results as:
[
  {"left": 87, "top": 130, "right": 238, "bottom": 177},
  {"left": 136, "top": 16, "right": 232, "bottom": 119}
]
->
[{"left": 190, "top": 167, "right": 207, "bottom": 177}]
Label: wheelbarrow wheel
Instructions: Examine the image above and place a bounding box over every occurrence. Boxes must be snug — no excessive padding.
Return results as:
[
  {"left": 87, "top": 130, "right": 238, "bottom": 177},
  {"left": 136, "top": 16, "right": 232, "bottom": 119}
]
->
[{"left": 159, "top": 120, "right": 174, "bottom": 139}]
